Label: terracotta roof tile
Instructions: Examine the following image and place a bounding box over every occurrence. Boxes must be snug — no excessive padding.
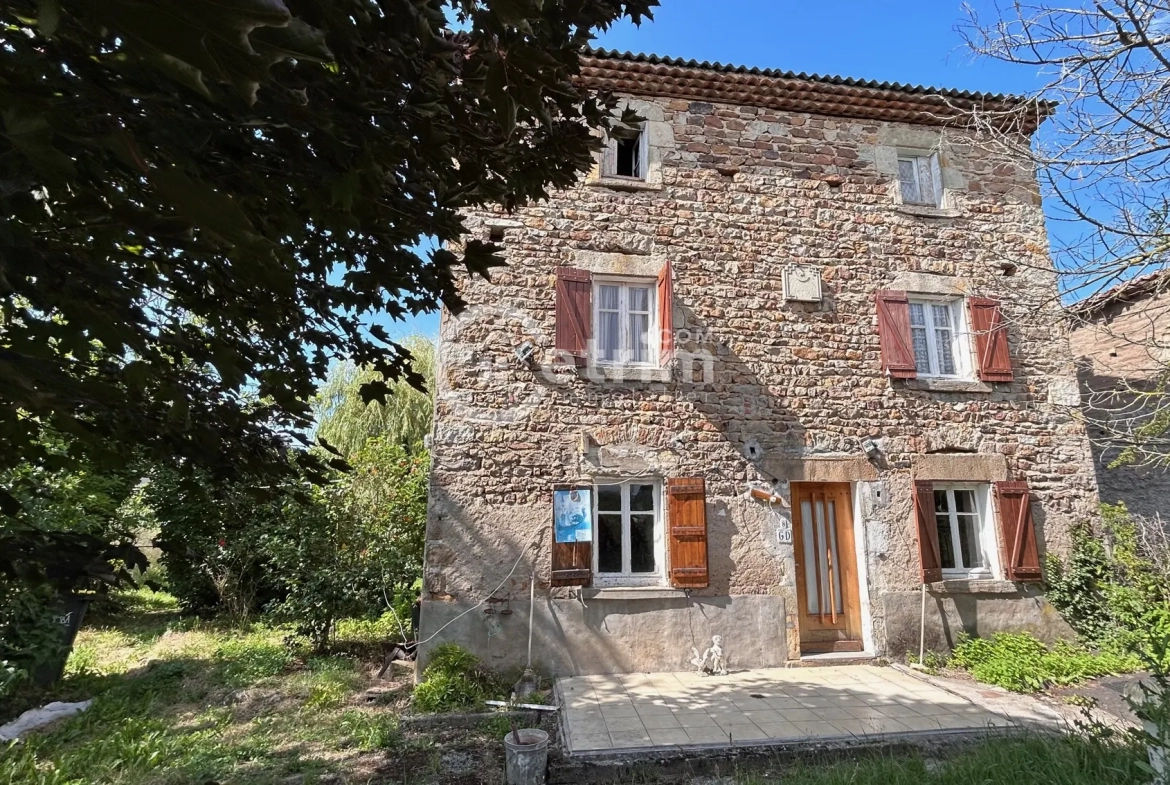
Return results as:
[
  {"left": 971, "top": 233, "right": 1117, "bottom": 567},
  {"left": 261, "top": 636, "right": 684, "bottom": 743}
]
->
[
  {"left": 1068, "top": 269, "right": 1170, "bottom": 319},
  {"left": 580, "top": 49, "right": 1053, "bottom": 133}
]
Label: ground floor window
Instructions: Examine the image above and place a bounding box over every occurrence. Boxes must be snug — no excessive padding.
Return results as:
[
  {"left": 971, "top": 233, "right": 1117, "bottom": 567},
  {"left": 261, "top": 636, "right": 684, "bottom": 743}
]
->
[
  {"left": 594, "top": 480, "right": 663, "bottom": 586},
  {"left": 933, "top": 485, "right": 998, "bottom": 578}
]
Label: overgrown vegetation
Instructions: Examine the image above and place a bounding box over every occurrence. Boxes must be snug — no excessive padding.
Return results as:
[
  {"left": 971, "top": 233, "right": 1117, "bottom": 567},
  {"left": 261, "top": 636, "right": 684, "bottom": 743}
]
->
[
  {"left": 412, "top": 643, "right": 509, "bottom": 713},
  {"left": 949, "top": 632, "right": 1139, "bottom": 693},
  {"left": 1046, "top": 504, "right": 1170, "bottom": 667}
]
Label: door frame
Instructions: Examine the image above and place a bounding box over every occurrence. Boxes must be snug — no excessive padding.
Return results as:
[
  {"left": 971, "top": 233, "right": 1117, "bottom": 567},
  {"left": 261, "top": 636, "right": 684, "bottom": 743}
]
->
[{"left": 791, "top": 481, "right": 864, "bottom": 653}]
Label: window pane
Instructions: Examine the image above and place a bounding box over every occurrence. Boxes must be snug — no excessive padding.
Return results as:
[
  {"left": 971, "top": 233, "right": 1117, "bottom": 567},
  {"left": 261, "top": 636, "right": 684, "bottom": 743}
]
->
[
  {"left": 953, "top": 490, "right": 976, "bottom": 514},
  {"left": 598, "top": 311, "right": 620, "bottom": 362},
  {"left": 909, "top": 302, "right": 926, "bottom": 326},
  {"left": 630, "top": 484, "right": 655, "bottom": 512},
  {"left": 911, "top": 327, "right": 931, "bottom": 374},
  {"left": 930, "top": 303, "right": 953, "bottom": 330},
  {"left": 597, "top": 514, "right": 622, "bottom": 573},
  {"left": 917, "top": 156, "right": 935, "bottom": 204},
  {"left": 630, "top": 514, "right": 655, "bottom": 573},
  {"left": 956, "top": 514, "right": 983, "bottom": 569},
  {"left": 616, "top": 135, "right": 641, "bottom": 178},
  {"left": 935, "top": 330, "right": 956, "bottom": 375},
  {"left": 629, "top": 312, "right": 648, "bottom": 363},
  {"left": 628, "top": 287, "right": 650, "bottom": 312},
  {"left": 598, "top": 284, "right": 620, "bottom": 311},
  {"left": 934, "top": 491, "right": 950, "bottom": 515},
  {"left": 898, "top": 159, "right": 920, "bottom": 203},
  {"left": 934, "top": 491, "right": 955, "bottom": 569},
  {"left": 597, "top": 484, "right": 621, "bottom": 512}
]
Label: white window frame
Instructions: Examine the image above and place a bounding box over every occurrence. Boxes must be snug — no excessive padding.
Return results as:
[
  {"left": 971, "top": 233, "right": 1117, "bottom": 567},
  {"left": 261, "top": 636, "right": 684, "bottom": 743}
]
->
[
  {"left": 592, "top": 478, "right": 665, "bottom": 587},
  {"left": 908, "top": 296, "right": 972, "bottom": 379},
  {"left": 897, "top": 152, "right": 943, "bottom": 207},
  {"left": 602, "top": 124, "right": 649, "bottom": 181},
  {"left": 591, "top": 276, "right": 658, "bottom": 368},
  {"left": 934, "top": 484, "right": 1000, "bottom": 579}
]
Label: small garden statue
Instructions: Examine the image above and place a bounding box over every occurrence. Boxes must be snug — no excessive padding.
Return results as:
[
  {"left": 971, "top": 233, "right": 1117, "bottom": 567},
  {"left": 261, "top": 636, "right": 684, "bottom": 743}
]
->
[{"left": 689, "top": 635, "right": 729, "bottom": 676}]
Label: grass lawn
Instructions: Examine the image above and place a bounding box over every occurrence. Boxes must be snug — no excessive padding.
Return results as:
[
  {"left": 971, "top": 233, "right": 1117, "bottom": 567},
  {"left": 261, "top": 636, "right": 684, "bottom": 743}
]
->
[
  {"left": 0, "top": 590, "right": 1154, "bottom": 785},
  {"left": 0, "top": 590, "right": 513, "bottom": 785}
]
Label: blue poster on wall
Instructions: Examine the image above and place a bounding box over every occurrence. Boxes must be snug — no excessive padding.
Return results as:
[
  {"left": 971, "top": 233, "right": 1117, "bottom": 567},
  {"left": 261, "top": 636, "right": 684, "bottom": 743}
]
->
[{"left": 554, "top": 487, "right": 593, "bottom": 543}]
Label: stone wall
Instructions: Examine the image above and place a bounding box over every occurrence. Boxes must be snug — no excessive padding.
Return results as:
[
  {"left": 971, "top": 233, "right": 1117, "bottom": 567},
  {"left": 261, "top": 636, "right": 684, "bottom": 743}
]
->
[
  {"left": 1069, "top": 290, "right": 1170, "bottom": 518},
  {"left": 421, "top": 92, "right": 1100, "bottom": 675}
]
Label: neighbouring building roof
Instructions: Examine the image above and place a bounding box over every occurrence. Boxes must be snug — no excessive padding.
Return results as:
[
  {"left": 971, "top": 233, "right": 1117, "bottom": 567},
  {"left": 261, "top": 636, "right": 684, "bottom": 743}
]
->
[
  {"left": 1068, "top": 269, "right": 1170, "bottom": 320},
  {"left": 579, "top": 48, "right": 1053, "bottom": 133}
]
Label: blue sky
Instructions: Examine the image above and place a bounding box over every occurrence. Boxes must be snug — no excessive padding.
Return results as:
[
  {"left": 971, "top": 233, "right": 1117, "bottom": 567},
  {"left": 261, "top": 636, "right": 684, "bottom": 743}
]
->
[{"left": 392, "top": 0, "right": 1051, "bottom": 338}]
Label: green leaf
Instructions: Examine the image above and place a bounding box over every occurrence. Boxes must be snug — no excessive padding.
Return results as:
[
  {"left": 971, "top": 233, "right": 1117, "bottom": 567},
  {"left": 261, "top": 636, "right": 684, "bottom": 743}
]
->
[
  {"left": 358, "top": 379, "right": 392, "bottom": 405},
  {"left": 251, "top": 19, "right": 333, "bottom": 63},
  {"left": 37, "top": 0, "right": 60, "bottom": 36},
  {"left": 149, "top": 165, "right": 259, "bottom": 246}
]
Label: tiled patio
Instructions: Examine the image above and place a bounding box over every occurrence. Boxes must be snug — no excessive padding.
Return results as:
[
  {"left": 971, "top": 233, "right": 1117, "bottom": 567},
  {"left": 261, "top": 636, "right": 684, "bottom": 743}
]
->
[{"left": 557, "top": 665, "right": 1019, "bottom": 756}]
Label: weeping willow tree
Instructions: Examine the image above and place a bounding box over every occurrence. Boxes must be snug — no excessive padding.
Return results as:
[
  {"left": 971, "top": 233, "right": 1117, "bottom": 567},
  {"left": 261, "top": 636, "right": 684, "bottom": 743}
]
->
[{"left": 313, "top": 336, "right": 436, "bottom": 457}]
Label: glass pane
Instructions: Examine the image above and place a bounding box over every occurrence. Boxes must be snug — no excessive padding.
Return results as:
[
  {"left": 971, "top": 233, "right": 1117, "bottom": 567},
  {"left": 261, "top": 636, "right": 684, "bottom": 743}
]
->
[
  {"left": 597, "top": 484, "right": 621, "bottom": 512},
  {"left": 827, "top": 501, "right": 843, "bottom": 615},
  {"left": 911, "top": 327, "right": 930, "bottom": 374},
  {"left": 934, "top": 490, "right": 955, "bottom": 569},
  {"left": 898, "top": 159, "right": 920, "bottom": 203},
  {"left": 953, "top": 490, "right": 976, "bottom": 514},
  {"left": 598, "top": 311, "right": 620, "bottom": 362},
  {"left": 598, "top": 284, "right": 620, "bottom": 311},
  {"left": 930, "top": 303, "right": 953, "bottom": 330},
  {"left": 935, "top": 329, "right": 955, "bottom": 375},
  {"left": 814, "top": 499, "right": 828, "bottom": 615},
  {"left": 628, "top": 287, "right": 650, "bottom": 312},
  {"left": 917, "top": 156, "right": 935, "bottom": 204},
  {"left": 801, "top": 500, "right": 819, "bottom": 614},
  {"left": 598, "top": 513, "right": 622, "bottom": 573},
  {"left": 629, "top": 312, "right": 648, "bottom": 363},
  {"left": 630, "top": 484, "right": 655, "bottom": 512},
  {"left": 630, "top": 514, "right": 655, "bottom": 573},
  {"left": 933, "top": 490, "right": 951, "bottom": 515},
  {"left": 957, "top": 514, "right": 983, "bottom": 569},
  {"left": 909, "top": 302, "right": 926, "bottom": 326}
]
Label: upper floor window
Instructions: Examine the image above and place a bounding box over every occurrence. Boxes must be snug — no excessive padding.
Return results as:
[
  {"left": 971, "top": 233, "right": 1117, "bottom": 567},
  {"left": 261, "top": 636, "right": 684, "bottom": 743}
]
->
[
  {"left": 908, "top": 298, "right": 965, "bottom": 378},
  {"left": 595, "top": 480, "right": 663, "bottom": 586},
  {"left": 897, "top": 153, "right": 942, "bottom": 207},
  {"left": 595, "top": 279, "right": 655, "bottom": 366},
  {"left": 603, "top": 126, "right": 646, "bottom": 180}
]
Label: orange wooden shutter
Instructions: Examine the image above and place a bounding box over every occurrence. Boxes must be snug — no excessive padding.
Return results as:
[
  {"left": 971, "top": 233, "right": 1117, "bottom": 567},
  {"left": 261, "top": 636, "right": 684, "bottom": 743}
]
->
[
  {"left": 550, "top": 484, "right": 592, "bottom": 587},
  {"left": 913, "top": 480, "right": 943, "bottom": 583},
  {"left": 657, "top": 260, "right": 675, "bottom": 365},
  {"left": 667, "top": 478, "right": 709, "bottom": 588},
  {"left": 995, "top": 481, "right": 1042, "bottom": 582},
  {"left": 968, "top": 297, "right": 1013, "bottom": 382},
  {"left": 555, "top": 267, "right": 591, "bottom": 367},
  {"left": 875, "top": 290, "right": 917, "bottom": 379}
]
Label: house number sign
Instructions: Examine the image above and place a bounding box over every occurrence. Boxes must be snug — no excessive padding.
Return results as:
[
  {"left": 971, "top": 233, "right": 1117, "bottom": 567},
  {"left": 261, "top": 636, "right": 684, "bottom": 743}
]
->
[{"left": 773, "top": 510, "right": 793, "bottom": 544}]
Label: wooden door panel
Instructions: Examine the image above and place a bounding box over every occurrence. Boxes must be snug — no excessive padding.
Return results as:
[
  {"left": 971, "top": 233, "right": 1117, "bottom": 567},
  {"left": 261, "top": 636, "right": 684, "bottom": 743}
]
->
[{"left": 792, "top": 482, "right": 862, "bottom": 650}]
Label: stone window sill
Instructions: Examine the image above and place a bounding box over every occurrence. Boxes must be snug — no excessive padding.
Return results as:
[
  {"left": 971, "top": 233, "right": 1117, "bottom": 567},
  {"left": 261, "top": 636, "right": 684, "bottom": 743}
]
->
[
  {"left": 926, "top": 579, "right": 1020, "bottom": 594},
  {"left": 894, "top": 204, "right": 962, "bottom": 219},
  {"left": 581, "top": 365, "right": 672, "bottom": 383},
  {"left": 903, "top": 378, "right": 992, "bottom": 394},
  {"left": 585, "top": 176, "right": 663, "bottom": 192},
  {"left": 581, "top": 587, "right": 685, "bottom": 601}
]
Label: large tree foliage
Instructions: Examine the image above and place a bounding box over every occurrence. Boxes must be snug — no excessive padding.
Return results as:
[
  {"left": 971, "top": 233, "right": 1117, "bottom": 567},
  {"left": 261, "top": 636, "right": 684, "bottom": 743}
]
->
[
  {"left": 963, "top": 1, "right": 1170, "bottom": 466},
  {"left": 314, "top": 335, "right": 436, "bottom": 456},
  {"left": 1, "top": 0, "right": 654, "bottom": 506}
]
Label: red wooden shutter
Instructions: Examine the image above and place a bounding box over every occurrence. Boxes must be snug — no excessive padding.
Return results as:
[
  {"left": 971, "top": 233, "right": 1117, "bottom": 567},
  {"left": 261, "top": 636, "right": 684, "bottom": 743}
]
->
[
  {"left": 968, "top": 297, "right": 1013, "bottom": 382},
  {"left": 555, "top": 267, "right": 591, "bottom": 367},
  {"left": 658, "top": 261, "right": 675, "bottom": 365},
  {"left": 550, "top": 484, "right": 592, "bottom": 587},
  {"left": 995, "top": 481, "right": 1042, "bottom": 582},
  {"left": 667, "top": 478, "right": 709, "bottom": 588},
  {"left": 875, "top": 290, "right": 917, "bottom": 379},
  {"left": 913, "top": 480, "right": 943, "bottom": 583}
]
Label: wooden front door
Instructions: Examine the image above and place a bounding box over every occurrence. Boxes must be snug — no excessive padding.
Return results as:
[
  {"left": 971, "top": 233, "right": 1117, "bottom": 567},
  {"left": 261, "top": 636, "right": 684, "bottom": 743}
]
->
[{"left": 791, "top": 482, "right": 863, "bottom": 653}]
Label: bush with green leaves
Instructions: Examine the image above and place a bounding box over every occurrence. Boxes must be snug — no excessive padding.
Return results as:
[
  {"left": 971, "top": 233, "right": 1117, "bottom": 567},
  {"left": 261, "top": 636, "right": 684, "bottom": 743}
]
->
[
  {"left": 412, "top": 644, "right": 507, "bottom": 713},
  {"left": 950, "top": 632, "right": 1139, "bottom": 693},
  {"left": 1046, "top": 504, "right": 1170, "bottom": 667}
]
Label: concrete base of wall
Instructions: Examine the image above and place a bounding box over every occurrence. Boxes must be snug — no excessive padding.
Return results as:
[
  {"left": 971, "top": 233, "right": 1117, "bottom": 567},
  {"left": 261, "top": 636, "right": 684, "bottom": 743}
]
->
[
  {"left": 881, "top": 587, "right": 1074, "bottom": 655},
  {"left": 418, "top": 594, "right": 787, "bottom": 677}
]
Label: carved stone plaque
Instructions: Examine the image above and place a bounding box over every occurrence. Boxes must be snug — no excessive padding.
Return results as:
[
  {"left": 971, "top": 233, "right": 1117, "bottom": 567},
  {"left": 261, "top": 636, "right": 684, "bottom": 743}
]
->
[{"left": 783, "top": 264, "right": 823, "bottom": 302}]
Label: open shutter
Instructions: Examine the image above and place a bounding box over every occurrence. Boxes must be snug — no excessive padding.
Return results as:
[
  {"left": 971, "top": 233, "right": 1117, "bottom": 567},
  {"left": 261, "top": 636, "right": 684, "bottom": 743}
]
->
[
  {"left": 550, "top": 485, "right": 592, "bottom": 587},
  {"left": 913, "top": 480, "right": 943, "bottom": 583},
  {"left": 995, "top": 481, "right": 1042, "bottom": 582},
  {"left": 875, "top": 290, "right": 918, "bottom": 379},
  {"left": 555, "top": 267, "right": 591, "bottom": 367},
  {"left": 968, "top": 297, "right": 1013, "bottom": 382},
  {"left": 657, "top": 260, "right": 675, "bottom": 365},
  {"left": 667, "top": 478, "right": 708, "bottom": 588}
]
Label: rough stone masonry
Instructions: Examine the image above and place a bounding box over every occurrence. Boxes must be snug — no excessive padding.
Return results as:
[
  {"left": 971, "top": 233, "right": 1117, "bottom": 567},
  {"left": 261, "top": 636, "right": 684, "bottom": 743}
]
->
[{"left": 418, "top": 51, "right": 1096, "bottom": 676}]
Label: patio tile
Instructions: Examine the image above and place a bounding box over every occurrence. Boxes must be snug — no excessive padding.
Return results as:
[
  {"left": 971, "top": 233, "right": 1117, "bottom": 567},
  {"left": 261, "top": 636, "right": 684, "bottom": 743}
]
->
[
  {"left": 569, "top": 732, "right": 613, "bottom": 750},
  {"left": 721, "top": 725, "right": 769, "bottom": 741},
  {"left": 677, "top": 713, "right": 721, "bottom": 728},
  {"left": 686, "top": 726, "right": 731, "bottom": 745},
  {"left": 647, "top": 728, "right": 691, "bottom": 746},
  {"left": 605, "top": 715, "right": 649, "bottom": 733},
  {"left": 787, "top": 719, "right": 845, "bottom": 737},
  {"left": 741, "top": 709, "right": 786, "bottom": 725},
  {"left": 755, "top": 721, "right": 803, "bottom": 739},
  {"left": 640, "top": 713, "right": 683, "bottom": 730},
  {"left": 599, "top": 703, "right": 641, "bottom": 718},
  {"left": 609, "top": 733, "right": 654, "bottom": 749}
]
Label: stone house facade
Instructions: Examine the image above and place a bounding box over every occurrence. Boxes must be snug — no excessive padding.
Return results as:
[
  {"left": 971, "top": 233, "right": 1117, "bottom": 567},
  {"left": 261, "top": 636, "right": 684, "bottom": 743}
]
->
[
  {"left": 419, "top": 50, "right": 1097, "bottom": 676},
  {"left": 1068, "top": 272, "right": 1170, "bottom": 519}
]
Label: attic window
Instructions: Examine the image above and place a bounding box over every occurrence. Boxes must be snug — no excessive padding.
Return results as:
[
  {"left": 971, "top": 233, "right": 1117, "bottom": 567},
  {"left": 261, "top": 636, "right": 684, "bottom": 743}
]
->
[{"left": 604, "top": 126, "right": 645, "bottom": 180}]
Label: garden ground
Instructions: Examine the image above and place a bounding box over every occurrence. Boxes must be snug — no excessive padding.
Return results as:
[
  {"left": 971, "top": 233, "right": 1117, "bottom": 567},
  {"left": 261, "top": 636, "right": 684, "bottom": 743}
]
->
[{"left": 0, "top": 590, "right": 1155, "bottom": 785}]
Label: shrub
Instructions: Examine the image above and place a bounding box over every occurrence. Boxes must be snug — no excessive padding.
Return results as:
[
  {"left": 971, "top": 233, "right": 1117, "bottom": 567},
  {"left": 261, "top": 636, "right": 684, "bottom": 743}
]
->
[
  {"left": 412, "top": 644, "right": 505, "bottom": 713},
  {"left": 950, "top": 632, "right": 1139, "bottom": 692}
]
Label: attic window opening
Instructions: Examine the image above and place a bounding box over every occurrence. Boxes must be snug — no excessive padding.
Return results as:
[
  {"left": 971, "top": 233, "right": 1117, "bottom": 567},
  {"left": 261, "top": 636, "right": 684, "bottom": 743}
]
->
[{"left": 606, "top": 126, "right": 645, "bottom": 179}]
